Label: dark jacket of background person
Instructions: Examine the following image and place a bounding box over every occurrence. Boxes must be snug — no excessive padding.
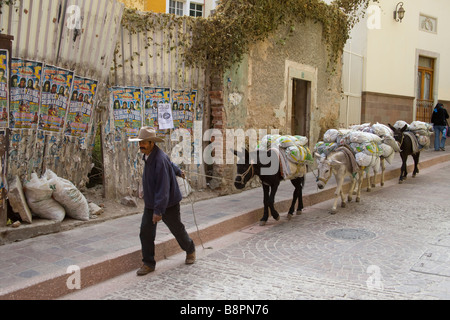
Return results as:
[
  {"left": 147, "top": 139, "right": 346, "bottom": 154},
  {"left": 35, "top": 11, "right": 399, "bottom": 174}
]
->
[{"left": 431, "top": 103, "right": 449, "bottom": 126}]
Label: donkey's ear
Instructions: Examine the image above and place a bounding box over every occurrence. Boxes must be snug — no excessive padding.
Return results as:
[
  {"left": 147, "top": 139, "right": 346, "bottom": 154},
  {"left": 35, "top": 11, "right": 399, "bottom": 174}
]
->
[
  {"left": 401, "top": 124, "right": 408, "bottom": 132},
  {"left": 388, "top": 123, "right": 395, "bottom": 131}
]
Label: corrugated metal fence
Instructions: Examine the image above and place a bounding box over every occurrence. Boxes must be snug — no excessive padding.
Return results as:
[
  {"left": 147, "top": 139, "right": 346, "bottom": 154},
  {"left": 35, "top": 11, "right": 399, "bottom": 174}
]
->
[
  {"left": 0, "top": 1, "right": 208, "bottom": 201},
  {"left": 105, "top": 11, "right": 208, "bottom": 198}
]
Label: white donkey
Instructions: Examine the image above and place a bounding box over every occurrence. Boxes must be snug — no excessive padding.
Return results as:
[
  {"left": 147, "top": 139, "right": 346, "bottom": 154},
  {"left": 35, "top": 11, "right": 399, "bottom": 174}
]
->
[{"left": 315, "top": 147, "right": 364, "bottom": 214}]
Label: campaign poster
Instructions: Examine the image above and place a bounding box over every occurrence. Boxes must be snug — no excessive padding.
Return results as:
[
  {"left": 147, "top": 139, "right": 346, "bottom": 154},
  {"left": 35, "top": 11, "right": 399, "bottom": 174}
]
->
[
  {"left": 65, "top": 76, "right": 98, "bottom": 137},
  {"left": 9, "top": 59, "right": 43, "bottom": 130},
  {"left": 185, "top": 90, "right": 197, "bottom": 132},
  {"left": 110, "top": 87, "right": 143, "bottom": 137},
  {"left": 171, "top": 89, "right": 185, "bottom": 129},
  {"left": 143, "top": 87, "right": 170, "bottom": 131},
  {"left": 39, "top": 65, "right": 74, "bottom": 133},
  {"left": 0, "top": 50, "right": 8, "bottom": 128}
]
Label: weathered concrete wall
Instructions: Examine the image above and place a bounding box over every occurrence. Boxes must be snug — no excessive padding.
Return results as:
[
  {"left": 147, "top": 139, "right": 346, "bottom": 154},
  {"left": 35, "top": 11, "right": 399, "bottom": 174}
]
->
[
  {"left": 210, "top": 18, "right": 343, "bottom": 193},
  {"left": 223, "top": 19, "right": 343, "bottom": 147}
]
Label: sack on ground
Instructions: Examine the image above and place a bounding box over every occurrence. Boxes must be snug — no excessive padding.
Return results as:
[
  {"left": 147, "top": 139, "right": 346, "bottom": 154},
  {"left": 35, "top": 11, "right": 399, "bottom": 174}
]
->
[
  {"left": 44, "top": 170, "right": 90, "bottom": 221},
  {"left": 24, "top": 173, "right": 65, "bottom": 222}
]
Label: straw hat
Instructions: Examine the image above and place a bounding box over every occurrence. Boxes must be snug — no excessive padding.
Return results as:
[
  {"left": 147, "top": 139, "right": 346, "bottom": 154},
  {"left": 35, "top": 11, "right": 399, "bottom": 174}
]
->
[{"left": 129, "top": 127, "right": 164, "bottom": 143}]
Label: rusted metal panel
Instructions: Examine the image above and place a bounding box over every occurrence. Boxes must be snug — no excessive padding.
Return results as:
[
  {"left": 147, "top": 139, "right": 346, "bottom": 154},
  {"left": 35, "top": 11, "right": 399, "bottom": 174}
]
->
[
  {"left": 106, "top": 12, "right": 208, "bottom": 198},
  {"left": 0, "top": 0, "right": 124, "bottom": 191}
]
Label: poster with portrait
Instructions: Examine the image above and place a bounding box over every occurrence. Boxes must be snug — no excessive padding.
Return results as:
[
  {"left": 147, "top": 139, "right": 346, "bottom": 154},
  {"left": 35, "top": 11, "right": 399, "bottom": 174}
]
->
[
  {"left": 172, "top": 89, "right": 197, "bottom": 132},
  {"left": 0, "top": 50, "right": 8, "bottom": 128},
  {"left": 143, "top": 87, "right": 171, "bottom": 132},
  {"left": 171, "top": 89, "right": 185, "bottom": 129},
  {"left": 185, "top": 90, "right": 197, "bottom": 133},
  {"left": 39, "top": 65, "right": 74, "bottom": 133},
  {"left": 110, "top": 86, "right": 143, "bottom": 137},
  {"left": 65, "top": 76, "right": 98, "bottom": 137},
  {"left": 9, "top": 59, "right": 43, "bottom": 130}
]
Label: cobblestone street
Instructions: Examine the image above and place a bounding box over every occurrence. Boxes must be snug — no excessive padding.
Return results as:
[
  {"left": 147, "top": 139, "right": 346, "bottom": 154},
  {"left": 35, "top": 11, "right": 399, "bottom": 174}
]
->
[{"left": 66, "top": 161, "right": 450, "bottom": 301}]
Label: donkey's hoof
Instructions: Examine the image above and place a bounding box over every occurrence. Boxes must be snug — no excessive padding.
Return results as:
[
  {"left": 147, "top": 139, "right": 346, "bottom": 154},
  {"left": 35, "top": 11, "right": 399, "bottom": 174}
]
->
[
  {"left": 259, "top": 221, "right": 267, "bottom": 226},
  {"left": 341, "top": 202, "right": 347, "bottom": 208},
  {"left": 330, "top": 209, "right": 337, "bottom": 215},
  {"left": 412, "top": 174, "right": 417, "bottom": 178},
  {"left": 356, "top": 197, "right": 361, "bottom": 203},
  {"left": 399, "top": 180, "right": 403, "bottom": 184},
  {"left": 287, "top": 214, "right": 293, "bottom": 221},
  {"left": 296, "top": 210, "right": 302, "bottom": 216}
]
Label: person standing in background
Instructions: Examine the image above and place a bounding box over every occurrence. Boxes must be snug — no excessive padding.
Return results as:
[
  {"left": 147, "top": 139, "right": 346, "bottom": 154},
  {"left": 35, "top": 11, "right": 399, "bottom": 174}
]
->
[{"left": 431, "top": 103, "right": 449, "bottom": 151}]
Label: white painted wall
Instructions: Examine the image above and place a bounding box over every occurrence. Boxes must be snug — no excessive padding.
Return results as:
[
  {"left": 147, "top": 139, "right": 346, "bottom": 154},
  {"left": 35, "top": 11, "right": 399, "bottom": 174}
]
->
[{"left": 364, "top": 0, "right": 450, "bottom": 101}]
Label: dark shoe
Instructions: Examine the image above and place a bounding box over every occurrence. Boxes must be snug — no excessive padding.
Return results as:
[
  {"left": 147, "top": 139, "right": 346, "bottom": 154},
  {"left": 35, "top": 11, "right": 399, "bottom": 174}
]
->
[
  {"left": 440, "top": 147, "right": 446, "bottom": 151},
  {"left": 136, "top": 265, "right": 155, "bottom": 276},
  {"left": 185, "top": 252, "right": 196, "bottom": 265}
]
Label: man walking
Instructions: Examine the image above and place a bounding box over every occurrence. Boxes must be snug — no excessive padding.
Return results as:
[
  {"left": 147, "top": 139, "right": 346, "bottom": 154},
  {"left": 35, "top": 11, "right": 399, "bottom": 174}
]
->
[{"left": 130, "top": 127, "right": 196, "bottom": 276}]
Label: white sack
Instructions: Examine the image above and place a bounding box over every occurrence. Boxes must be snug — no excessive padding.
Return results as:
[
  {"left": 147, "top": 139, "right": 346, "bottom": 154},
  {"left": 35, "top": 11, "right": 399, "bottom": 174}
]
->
[
  {"left": 45, "top": 170, "right": 89, "bottom": 221},
  {"left": 24, "top": 173, "right": 65, "bottom": 222}
]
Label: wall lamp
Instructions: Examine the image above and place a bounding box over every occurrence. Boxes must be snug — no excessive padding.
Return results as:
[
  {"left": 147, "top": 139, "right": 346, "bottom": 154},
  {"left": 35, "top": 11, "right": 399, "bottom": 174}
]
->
[{"left": 394, "top": 2, "right": 406, "bottom": 22}]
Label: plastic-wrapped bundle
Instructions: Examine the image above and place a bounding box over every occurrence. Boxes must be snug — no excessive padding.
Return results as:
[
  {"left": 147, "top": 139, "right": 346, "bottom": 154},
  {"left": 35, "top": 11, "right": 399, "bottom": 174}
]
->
[
  {"left": 257, "top": 134, "right": 280, "bottom": 150},
  {"left": 293, "top": 135, "right": 309, "bottom": 147},
  {"left": 409, "top": 121, "right": 429, "bottom": 131},
  {"left": 372, "top": 123, "right": 394, "bottom": 137},
  {"left": 410, "top": 121, "right": 433, "bottom": 136},
  {"left": 383, "top": 135, "right": 401, "bottom": 152},
  {"left": 349, "top": 131, "right": 382, "bottom": 144},
  {"left": 315, "top": 141, "right": 338, "bottom": 156},
  {"left": 379, "top": 144, "right": 395, "bottom": 164},
  {"left": 285, "top": 145, "right": 313, "bottom": 164},
  {"left": 275, "top": 136, "right": 297, "bottom": 148},
  {"left": 417, "top": 135, "right": 430, "bottom": 148},
  {"left": 356, "top": 152, "right": 378, "bottom": 167},
  {"left": 394, "top": 120, "right": 409, "bottom": 130},
  {"left": 351, "top": 123, "right": 373, "bottom": 133},
  {"left": 349, "top": 142, "right": 383, "bottom": 156},
  {"left": 324, "top": 129, "right": 339, "bottom": 143}
]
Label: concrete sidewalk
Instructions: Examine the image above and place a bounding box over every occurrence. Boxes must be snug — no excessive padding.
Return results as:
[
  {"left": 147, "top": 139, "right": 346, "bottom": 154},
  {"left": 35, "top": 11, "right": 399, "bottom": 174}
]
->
[{"left": 1, "top": 147, "right": 450, "bottom": 300}]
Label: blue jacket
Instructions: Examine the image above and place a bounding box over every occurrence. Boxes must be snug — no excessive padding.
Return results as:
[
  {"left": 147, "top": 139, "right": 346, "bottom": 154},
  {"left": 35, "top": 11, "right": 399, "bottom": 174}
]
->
[{"left": 142, "top": 145, "right": 182, "bottom": 216}]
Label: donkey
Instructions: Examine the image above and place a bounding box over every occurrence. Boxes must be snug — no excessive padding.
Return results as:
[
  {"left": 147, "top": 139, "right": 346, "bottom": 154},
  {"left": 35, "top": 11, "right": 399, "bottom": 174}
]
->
[
  {"left": 388, "top": 124, "right": 420, "bottom": 183},
  {"left": 234, "top": 149, "right": 305, "bottom": 226},
  {"left": 314, "top": 148, "right": 364, "bottom": 214}
]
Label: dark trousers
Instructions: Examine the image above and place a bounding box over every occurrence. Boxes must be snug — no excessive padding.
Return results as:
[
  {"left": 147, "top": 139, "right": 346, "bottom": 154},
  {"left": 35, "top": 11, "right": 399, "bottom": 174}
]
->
[{"left": 140, "top": 203, "right": 195, "bottom": 267}]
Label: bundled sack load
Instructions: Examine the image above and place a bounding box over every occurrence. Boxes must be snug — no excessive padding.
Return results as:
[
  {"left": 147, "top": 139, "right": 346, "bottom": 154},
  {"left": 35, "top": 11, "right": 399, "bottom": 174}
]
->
[
  {"left": 372, "top": 123, "right": 394, "bottom": 138},
  {"left": 24, "top": 173, "right": 65, "bottom": 222},
  {"left": 323, "top": 129, "right": 352, "bottom": 144},
  {"left": 393, "top": 120, "right": 432, "bottom": 149},
  {"left": 257, "top": 135, "right": 313, "bottom": 165},
  {"left": 315, "top": 141, "right": 338, "bottom": 156},
  {"left": 44, "top": 170, "right": 90, "bottom": 221}
]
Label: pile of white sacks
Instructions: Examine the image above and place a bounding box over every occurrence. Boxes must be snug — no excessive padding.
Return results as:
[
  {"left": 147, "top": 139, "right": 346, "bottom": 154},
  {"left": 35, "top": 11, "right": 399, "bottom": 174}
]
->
[
  {"left": 315, "top": 123, "right": 400, "bottom": 167},
  {"left": 257, "top": 134, "right": 313, "bottom": 179}
]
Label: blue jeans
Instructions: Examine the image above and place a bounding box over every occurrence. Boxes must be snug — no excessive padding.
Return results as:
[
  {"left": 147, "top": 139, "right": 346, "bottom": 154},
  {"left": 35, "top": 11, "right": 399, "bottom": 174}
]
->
[
  {"left": 140, "top": 204, "right": 195, "bottom": 267},
  {"left": 434, "top": 125, "right": 447, "bottom": 150}
]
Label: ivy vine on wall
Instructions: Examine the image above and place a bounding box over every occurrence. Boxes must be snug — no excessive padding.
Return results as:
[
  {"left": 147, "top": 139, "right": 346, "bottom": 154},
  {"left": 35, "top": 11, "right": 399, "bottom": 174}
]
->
[{"left": 122, "top": 0, "right": 375, "bottom": 74}]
